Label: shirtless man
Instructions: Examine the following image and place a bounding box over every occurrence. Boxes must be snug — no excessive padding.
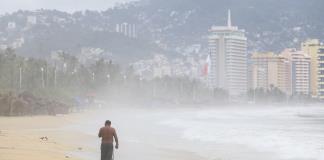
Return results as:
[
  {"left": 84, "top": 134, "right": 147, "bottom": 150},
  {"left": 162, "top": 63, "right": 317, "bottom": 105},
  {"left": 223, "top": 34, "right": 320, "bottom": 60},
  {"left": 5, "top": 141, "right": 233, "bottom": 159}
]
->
[{"left": 98, "top": 120, "right": 119, "bottom": 160}]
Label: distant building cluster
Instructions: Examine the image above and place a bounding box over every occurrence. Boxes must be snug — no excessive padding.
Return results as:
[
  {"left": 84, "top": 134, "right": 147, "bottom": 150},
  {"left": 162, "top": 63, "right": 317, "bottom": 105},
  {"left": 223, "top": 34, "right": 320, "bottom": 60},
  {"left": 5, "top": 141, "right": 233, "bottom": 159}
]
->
[
  {"left": 0, "top": 15, "right": 37, "bottom": 50},
  {"left": 0, "top": 37, "right": 25, "bottom": 50},
  {"left": 250, "top": 49, "right": 310, "bottom": 96},
  {"left": 79, "top": 47, "right": 112, "bottom": 65},
  {"left": 7, "top": 22, "right": 17, "bottom": 30},
  {"left": 116, "top": 23, "right": 137, "bottom": 38},
  {"left": 50, "top": 47, "right": 112, "bottom": 68},
  {"left": 250, "top": 39, "right": 324, "bottom": 99},
  {"left": 7, "top": 16, "right": 37, "bottom": 31},
  {"left": 206, "top": 10, "right": 324, "bottom": 99},
  {"left": 132, "top": 54, "right": 205, "bottom": 80},
  {"left": 27, "top": 16, "right": 37, "bottom": 26}
]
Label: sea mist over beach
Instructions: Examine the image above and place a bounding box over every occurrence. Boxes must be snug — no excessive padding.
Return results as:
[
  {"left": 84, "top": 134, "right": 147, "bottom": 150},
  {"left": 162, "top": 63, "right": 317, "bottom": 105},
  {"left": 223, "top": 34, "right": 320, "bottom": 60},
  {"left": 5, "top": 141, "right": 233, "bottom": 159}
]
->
[
  {"left": 1, "top": 0, "right": 324, "bottom": 160},
  {"left": 64, "top": 105, "right": 324, "bottom": 160}
]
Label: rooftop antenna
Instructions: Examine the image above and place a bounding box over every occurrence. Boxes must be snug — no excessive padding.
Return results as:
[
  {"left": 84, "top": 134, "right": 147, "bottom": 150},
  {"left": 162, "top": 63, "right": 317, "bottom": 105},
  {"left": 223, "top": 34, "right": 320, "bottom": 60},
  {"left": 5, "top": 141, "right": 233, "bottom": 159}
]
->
[{"left": 227, "top": 9, "right": 232, "bottom": 27}]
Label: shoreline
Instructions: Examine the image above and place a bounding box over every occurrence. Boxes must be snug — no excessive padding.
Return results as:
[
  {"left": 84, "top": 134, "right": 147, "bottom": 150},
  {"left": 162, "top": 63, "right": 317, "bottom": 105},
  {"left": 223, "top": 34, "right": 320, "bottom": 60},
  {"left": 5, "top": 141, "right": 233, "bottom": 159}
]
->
[
  {"left": 2, "top": 106, "right": 319, "bottom": 160},
  {"left": 0, "top": 110, "right": 210, "bottom": 160}
]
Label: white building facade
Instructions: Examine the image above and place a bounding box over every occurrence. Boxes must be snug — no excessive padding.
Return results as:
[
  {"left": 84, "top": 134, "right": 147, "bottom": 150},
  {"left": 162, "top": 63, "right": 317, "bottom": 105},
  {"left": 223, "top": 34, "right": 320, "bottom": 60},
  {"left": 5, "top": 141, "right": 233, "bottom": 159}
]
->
[{"left": 208, "top": 10, "right": 248, "bottom": 96}]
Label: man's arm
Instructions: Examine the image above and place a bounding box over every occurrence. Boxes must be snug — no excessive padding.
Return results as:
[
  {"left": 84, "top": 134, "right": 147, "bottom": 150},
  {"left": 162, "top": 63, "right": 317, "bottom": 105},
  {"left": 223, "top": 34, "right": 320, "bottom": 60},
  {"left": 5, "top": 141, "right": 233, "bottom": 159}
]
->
[
  {"left": 113, "top": 129, "right": 119, "bottom": 149},
  {"left": 98, "top": 128, "right": 102, "bottom": 138}
]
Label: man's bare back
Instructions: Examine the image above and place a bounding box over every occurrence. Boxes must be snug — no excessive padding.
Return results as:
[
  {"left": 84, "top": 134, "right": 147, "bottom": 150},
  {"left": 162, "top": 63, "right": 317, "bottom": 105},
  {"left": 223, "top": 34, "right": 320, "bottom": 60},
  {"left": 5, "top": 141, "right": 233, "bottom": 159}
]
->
[
  {"left": 98, "top": 126, "right": 118, "bottom": 144},
  {"left": 98, "top": 120, "right": 119, "bottom": 160}
]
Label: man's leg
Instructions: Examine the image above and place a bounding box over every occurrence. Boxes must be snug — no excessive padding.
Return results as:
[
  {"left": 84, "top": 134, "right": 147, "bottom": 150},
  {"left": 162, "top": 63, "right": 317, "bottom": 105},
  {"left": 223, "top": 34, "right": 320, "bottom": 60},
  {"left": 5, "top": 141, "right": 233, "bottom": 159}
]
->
[
  {"left": 106, "top": 144, "right": 114, "bottom": 160},
  {"left": 101, "top": 144, "right": 108, "bottom": 160}
]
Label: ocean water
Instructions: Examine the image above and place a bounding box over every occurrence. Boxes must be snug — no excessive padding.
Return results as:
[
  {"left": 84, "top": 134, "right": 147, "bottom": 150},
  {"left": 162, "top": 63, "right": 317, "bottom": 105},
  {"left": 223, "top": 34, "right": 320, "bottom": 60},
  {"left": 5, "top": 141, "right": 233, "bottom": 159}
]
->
[
  {"left": 67, "top": 106, "right": 324, "bottom": 160},
  {"left": 161, "top": 106, "right": 324, "bottom": 160}
]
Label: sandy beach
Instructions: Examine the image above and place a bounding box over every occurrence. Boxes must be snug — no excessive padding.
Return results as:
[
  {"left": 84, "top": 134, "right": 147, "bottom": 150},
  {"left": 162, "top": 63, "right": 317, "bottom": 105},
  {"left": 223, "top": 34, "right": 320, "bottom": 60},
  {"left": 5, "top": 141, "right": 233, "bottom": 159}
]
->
[
  {"left": 0, "top": 109, "right": 205, "bottom": 160},
  {"left": 2, "top": 106, "right": 320, "bottom": 160},
  {"left": 0, "top": 115, "right": 86, "bottom": 160}
]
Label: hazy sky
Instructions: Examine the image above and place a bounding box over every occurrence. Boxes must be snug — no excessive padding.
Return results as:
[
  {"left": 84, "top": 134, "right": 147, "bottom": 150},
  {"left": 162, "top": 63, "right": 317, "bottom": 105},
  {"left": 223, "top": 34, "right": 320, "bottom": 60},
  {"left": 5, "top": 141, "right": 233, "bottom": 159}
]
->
[{"left": 0, "top": 0, "right": 137, "bottom": 14}]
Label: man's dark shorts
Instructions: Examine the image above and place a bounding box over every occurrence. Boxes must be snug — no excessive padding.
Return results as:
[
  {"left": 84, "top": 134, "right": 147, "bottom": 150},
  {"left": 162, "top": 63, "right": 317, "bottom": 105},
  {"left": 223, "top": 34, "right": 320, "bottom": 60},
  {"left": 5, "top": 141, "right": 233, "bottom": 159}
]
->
[{"left": 101, "top": 143, "right": 114, "bottom": 160}]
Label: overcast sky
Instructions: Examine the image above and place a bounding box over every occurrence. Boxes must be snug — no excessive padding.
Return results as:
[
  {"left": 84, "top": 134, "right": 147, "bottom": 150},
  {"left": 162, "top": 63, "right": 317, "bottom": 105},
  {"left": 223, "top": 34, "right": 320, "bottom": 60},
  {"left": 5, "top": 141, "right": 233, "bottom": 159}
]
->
[{"left": 0, "top": 0, "right": 137, "bottom": 14}]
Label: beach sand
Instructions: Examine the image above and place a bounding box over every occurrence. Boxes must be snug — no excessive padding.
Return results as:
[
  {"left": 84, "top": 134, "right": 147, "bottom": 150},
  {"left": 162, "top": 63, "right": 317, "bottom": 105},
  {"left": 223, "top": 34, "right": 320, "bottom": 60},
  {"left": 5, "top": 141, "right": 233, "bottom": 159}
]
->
[
  {"left": 1, "top": 107, "right": 280, "bottom": 160},
  {"left": 0, "top": 110, "right": 206, "bottom": 160},
  {"left": 0, "top": 115, "right": 87, "bottom": 160}
]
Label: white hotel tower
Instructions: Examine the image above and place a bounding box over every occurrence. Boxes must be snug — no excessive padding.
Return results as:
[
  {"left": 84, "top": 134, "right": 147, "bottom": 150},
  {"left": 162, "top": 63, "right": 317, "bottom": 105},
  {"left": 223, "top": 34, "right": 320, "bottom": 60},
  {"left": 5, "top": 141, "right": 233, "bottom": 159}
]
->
[{"left": 208, "top": 10, "right": 248, "bottom": 96}]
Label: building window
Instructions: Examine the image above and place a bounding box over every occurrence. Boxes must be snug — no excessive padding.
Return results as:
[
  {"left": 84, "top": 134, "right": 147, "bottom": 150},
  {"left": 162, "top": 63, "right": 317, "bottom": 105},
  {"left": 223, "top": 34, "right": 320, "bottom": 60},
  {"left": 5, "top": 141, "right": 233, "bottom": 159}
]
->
[
  {"left": 320, "top": 63, "right": 324, "bottom": 68},
  {"left": 320, "top": 56, "right": 324, "bottom": 61},
  {"left": 320, "top": 78, "right": 324, "bottom": 82},
  {"left": 320, "top": 70, "right": 324, "bottom": 75},
  {"left": 320, "top": 84, "right": 324, "bottom": 89}
]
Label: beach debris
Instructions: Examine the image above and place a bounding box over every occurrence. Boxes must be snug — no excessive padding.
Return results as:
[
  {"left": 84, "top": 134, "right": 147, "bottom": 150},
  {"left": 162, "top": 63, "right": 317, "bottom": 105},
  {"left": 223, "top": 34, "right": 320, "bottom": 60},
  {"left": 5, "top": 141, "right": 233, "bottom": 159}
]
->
[
  {"left": 77, "top": 147, "right": 83, "bottom": 150},
  {"left": 65, "top": 155, "right": 70, "bottom": 158},
  {"left": 40, "top": 136, "right": 48, "bottom": 141}
]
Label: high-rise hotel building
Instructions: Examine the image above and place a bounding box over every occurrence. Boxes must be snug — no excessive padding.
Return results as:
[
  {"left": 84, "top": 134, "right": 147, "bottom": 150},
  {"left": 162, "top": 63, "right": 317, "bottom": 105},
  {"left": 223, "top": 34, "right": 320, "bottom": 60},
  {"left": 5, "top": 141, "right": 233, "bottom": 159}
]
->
[
  {"left": 301, "top": 39, "right": 323, "bottom": 97},
  {"left": 318, "top": 48, "right": 324, "bottom": 100},
  {"left": 208, "top": 10, "right": 248, "bottom": 96},
  {"left": 282, "top": 49, "right": 311, "bottom": 95}
]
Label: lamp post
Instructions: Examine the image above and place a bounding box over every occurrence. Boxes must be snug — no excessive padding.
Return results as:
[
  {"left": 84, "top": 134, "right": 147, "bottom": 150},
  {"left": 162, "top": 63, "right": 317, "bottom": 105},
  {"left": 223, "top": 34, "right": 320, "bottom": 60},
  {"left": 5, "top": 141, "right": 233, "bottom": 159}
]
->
[
  {"left": 63, "top": 63, "right": 67, "bottom": 73},
  {"left": 46, "top": 64, "right": 48, "bottom": 87},
  {"left": 192, "top": 80, "right": 196, "bottom": 102},
  {"left": 253, "top": 87, "right": 256, "bottom": 103},
  {"left": 139, "top": 75, "right": 143, "bottom": 88},
  {"left": 107, "top": 74, "right": 111, "bottom": 84},
  {"left": 123, "top": 75, "right": 127, "bottom": 84},
  {"left": 41, "top": 67, "right": 45, "bottom": 88},
  {"left": 54, "top": 67, "right": 57, "bottom": 88},
  {"left": 19, "top": 67, "right": 22, "bottom": 90},
  {"left": 153, "top": 78, "right": 156, "bottom": 98}
]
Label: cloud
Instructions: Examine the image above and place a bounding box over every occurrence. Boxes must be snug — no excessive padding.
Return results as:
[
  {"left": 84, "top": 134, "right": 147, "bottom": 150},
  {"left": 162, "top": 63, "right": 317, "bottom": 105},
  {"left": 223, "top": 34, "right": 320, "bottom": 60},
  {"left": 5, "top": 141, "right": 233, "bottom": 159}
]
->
[{"left": 0, "top": 0, "right": 136, "bottom": 14}]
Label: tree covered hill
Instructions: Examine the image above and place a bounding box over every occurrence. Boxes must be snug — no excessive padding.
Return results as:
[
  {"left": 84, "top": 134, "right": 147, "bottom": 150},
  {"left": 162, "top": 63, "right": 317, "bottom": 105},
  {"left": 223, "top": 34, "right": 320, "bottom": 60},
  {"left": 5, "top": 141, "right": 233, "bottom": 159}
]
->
[{"left": 0, "top": 0, "right": 323, "bottom": 63}]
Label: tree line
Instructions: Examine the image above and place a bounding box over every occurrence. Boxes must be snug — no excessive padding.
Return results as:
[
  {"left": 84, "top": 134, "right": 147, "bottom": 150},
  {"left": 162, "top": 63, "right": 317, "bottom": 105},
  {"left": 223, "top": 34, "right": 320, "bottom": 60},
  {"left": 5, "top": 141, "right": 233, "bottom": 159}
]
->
[
  {"left": 1, "top": 48, "right": 319, "bottom": 108},
  {"left": 0, "top": 48, "right": 229, "bottom": 106}
]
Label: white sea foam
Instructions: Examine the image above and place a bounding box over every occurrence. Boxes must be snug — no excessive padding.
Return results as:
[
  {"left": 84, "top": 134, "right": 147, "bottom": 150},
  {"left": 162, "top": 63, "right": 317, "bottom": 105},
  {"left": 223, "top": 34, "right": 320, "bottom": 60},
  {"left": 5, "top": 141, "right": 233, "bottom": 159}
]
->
[
  {"left": 160, "top": 106, "right": 324, "bottom": 160},
  {"left": 66, "top": 106, "right": 324, "bottom": 160}
]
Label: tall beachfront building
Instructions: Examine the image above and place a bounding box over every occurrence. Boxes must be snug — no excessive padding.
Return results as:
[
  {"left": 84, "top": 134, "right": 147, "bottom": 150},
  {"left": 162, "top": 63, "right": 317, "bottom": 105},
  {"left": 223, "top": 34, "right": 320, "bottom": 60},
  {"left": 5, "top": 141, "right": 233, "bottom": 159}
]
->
[
  {"left": 282, "top": 49, "right": 311, "bottom": 95},
  {"left": 250, "top": 52, "right": 290, "bottom": 95},
  {"left": 318, "top": 48, "right": 324, "bottom": 100},
  {"left": 301, "top": 39, "right": 323, "bottom": 97},
  {"left": 208, "top": 10, "right": 248, "bottom": 96}
]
